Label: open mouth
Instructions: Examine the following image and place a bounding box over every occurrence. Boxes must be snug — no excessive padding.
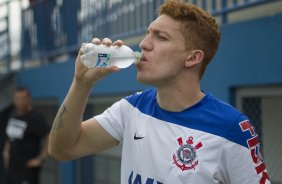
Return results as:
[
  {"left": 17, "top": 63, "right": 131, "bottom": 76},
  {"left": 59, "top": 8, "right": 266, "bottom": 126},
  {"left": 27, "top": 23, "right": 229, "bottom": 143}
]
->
[{"left": 141, "top": 54, "right": 148, "bottom": 62}]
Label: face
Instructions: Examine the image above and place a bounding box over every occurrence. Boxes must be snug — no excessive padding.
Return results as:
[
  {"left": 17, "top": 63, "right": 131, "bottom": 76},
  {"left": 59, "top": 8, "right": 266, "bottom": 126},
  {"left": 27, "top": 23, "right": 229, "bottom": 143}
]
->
[
  {"left": 13, "top": 90, "right": 31, "bottom": 112},
  {"left": 137, "top": 14, "right": 188, "bottom": 86}
]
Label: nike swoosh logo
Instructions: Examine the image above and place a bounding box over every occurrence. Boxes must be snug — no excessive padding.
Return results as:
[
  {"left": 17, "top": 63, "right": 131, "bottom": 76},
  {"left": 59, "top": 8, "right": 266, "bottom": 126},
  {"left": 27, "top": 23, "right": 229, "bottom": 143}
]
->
[{"left": 134, "top": 133, "right": 144, "bottom": 140}]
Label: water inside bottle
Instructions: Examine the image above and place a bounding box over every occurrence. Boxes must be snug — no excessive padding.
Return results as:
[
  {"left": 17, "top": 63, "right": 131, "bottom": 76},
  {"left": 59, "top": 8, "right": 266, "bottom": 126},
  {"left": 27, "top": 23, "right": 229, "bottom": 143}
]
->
[
  {"left": 80, "top": 44, "right": 141, "bottom": 68},
  {"left": 109, "top": 57, "right": 135, "bottom": 68}
]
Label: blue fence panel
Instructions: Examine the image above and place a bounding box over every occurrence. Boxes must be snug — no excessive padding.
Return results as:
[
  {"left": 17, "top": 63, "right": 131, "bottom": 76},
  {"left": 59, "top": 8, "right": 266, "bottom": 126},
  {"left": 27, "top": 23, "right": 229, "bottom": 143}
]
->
[
  {"left": 0, "top": 2, "right": 10, "bottom": 74},
  {"left": 21, "top": 6, "right": 40, "bottom": 61},
  {"left": 62, "top": 1, "right": 80, "bottom": 47},
  {"left": 21, "top": 0, "right": 79, "bottom": 61},
  {"left": 46, "top": 0, "right": 60, "bottom": 52},
  {"left": 17, "top": 0, "right": 277, "bottom": 66},
  {"left": 0, "top": 22, "right": 10, "bottom": 72},
  {"left": 21, "top": 0, "right": 52, "bottom": 60}
]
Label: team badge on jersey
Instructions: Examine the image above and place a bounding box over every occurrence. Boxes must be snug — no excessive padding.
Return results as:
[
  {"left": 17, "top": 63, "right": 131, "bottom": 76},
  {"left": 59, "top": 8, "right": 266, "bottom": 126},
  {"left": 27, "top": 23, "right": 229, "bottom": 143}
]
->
[{"left": 172, "top": 136, "right": 203, "bottom": 172}]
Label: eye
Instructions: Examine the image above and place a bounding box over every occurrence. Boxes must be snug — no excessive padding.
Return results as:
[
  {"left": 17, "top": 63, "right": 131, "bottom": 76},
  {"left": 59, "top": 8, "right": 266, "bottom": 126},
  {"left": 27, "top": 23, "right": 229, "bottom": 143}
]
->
[{"left": 157, "top": 35, "right": 167, "bottom": 40}]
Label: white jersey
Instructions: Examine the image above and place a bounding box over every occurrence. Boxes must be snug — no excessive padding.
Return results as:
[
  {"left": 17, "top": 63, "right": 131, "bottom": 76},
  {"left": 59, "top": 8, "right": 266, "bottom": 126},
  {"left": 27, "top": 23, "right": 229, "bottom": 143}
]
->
[{"left": 95, "top": 89, "right": 270, "bottom": 184}]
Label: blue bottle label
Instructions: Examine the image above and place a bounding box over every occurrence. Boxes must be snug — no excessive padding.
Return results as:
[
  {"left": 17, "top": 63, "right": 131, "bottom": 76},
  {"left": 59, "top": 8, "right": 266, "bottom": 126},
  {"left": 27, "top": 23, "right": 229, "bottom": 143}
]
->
[{"left": 96, "top": 53, "right": 110, "bottom": 67}]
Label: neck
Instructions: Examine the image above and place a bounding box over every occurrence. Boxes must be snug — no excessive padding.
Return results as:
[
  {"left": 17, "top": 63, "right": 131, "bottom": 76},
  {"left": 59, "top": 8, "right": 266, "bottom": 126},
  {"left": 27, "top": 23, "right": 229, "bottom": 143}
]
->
[
  {"left": 156, "top": 80, "right": 204, "bottom": 112},
  {"left": 16, "top": 106, "right": 32, "bottom": 116}
]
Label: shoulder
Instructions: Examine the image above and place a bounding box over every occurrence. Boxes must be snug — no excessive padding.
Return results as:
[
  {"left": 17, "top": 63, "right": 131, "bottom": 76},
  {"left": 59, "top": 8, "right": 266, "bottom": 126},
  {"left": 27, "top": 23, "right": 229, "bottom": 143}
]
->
[
  {"left": 226, "top": 116, "right": 257, "bottom": 149},
  {"left": 124, "top": 88, "right": 156, "bottom": 110},
  {"left": 207, "top": 93, "right": 255, "bottom": 148},
  {"left": 205, "top": 93, "right": 242, "bottom": 120},
  {"left": 125, "top": 88, "right": 155, "bottom": 103}
]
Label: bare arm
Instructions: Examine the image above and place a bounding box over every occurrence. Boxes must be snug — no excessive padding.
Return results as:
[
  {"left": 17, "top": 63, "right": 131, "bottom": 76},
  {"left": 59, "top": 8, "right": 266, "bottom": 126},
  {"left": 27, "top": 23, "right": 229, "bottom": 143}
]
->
[
  {"left": 38, "top": 134, "right": 50, "bottom": 161},
  {"left": 2, "top": 140, "right": 10, "bottom": 169},
  {"left": 27, "top": 134, "right": 50, "bottom": 167},
  {"left": 48, "top": 38, "right": 120, "bottom": 160}
]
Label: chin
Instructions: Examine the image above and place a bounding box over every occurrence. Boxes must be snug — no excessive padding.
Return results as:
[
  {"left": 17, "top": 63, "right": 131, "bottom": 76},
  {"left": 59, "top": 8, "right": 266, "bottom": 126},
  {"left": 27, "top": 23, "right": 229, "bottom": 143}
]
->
[
  {"left": 137, "top": 76, "right": 148, "bottom": 84},
  {"left": 137, "top": 75, "right": 157, "bottom": 86},
  {"left": 136, "top": 69, "right": 161, "bottom": 85}
]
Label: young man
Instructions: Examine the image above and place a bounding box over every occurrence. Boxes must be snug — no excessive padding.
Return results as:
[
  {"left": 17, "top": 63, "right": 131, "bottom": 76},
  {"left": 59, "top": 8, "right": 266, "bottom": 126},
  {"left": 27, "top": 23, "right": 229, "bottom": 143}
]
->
[
  {"left": 49, "top": 0, "right": 270, "bottom": 183},
  {"left": 3, "top": 87, "right": 50, "bottom": 184}
]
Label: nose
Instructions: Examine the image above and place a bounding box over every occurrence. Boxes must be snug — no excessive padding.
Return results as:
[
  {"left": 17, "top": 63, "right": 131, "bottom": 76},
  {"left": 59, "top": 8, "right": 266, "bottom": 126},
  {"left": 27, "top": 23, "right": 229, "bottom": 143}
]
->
[{"left": 139, "top": 35, "right": 152, "bottom": 51}]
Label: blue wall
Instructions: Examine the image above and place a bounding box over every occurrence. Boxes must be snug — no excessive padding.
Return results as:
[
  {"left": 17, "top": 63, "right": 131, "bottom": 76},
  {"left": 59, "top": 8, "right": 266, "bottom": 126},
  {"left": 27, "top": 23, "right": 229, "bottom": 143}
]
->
[
  {"left": 17, "top": 59, "right": 148, "bottom": 102},
  {"left": 201, "top": 13, "right": 282, "bottom": 101}
]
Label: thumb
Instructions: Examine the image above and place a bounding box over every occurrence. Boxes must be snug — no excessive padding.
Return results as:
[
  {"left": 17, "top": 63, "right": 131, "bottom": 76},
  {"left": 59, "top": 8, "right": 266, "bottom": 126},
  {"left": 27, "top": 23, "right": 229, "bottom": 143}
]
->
[
  {"left": 108, "top": 66, "right": 120, "bottom": 73},
  {"left": 96, "top": 66, "right": 120, "bottom": 79}
]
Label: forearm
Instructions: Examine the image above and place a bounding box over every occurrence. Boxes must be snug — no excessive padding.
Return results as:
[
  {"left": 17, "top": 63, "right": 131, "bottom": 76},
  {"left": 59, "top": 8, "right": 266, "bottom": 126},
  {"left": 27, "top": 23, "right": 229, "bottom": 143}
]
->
[
  {"left": 26, "top": 135, "right": 50, "bottom": 168},
  {"left": 49, "top": 38, "right": 120, "bottom": 160},
  {"left": 3, "top": 141, "right": 10, "bottom": 169},
  {"left": 2, "top": 141, "right": 9, "bottom": 157},
  {"left": 49, "top": 78, "right": 93, "bottom": 160},
  {"left": 38, "top": 134, "right": 49, "bottom": 161}
]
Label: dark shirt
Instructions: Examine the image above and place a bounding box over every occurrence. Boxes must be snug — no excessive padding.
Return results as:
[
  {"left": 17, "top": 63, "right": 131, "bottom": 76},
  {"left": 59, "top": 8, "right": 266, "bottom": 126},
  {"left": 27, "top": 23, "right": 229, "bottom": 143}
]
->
[{"left": 6, "top": 110, "right": 50, "bottom": 170}]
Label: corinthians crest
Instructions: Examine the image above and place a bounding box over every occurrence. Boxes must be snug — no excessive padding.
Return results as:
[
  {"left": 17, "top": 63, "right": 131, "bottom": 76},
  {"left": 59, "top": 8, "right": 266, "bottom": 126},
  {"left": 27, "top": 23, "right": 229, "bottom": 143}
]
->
[{"left": 172, "top": 136, "right": 203, "bottom": 171}]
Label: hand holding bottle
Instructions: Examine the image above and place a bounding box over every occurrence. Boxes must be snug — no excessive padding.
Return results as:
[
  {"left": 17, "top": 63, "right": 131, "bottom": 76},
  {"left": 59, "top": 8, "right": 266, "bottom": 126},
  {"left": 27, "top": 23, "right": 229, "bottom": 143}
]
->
[{"left": 74, "top": 38, "right": 120, "bottom": 87}]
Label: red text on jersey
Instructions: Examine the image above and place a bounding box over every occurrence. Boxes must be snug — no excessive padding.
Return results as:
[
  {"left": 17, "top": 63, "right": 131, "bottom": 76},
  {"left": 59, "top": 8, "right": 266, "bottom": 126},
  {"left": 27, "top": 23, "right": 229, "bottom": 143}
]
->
[{"left": 239, "top": 120, "right": 270, "bottom": 184}]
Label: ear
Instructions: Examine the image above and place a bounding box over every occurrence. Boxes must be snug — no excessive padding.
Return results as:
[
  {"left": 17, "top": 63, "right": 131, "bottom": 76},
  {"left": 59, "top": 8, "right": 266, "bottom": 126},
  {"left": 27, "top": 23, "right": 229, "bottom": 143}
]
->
[{"left": 185, "top": 50, "right": 204, "bottom": 68}]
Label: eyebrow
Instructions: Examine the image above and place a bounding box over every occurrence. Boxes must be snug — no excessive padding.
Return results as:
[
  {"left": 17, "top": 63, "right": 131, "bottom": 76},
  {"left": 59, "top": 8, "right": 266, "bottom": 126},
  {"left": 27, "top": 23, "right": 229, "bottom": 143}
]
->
[{"left": 147, "top": 28, "right": 171, "bottom": 38}]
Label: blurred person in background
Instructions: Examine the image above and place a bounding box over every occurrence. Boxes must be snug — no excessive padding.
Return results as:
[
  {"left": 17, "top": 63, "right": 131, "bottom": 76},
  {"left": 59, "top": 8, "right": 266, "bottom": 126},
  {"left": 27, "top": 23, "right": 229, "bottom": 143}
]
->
[
  {"left": 49, "top": 0, "right": 270, "bottom": 183},
  {"left": 0, "top": 105, "right": 14, "bottom": 183},
  {"left": 2, "top": 87, "right": 50, "bottom": 184}
]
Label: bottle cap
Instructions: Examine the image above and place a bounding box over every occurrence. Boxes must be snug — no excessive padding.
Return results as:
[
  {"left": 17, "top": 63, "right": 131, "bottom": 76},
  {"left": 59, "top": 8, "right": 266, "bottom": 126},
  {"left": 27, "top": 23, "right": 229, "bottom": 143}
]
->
[{"left": 134, "top": 52, "right": 142, "bottom": 64}]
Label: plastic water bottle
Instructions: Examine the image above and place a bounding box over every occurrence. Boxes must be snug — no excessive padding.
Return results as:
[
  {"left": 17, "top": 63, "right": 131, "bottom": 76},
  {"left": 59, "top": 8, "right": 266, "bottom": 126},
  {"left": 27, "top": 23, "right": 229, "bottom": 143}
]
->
[{"left": 80, "top": 43, "right": 142, "bottom": 68}]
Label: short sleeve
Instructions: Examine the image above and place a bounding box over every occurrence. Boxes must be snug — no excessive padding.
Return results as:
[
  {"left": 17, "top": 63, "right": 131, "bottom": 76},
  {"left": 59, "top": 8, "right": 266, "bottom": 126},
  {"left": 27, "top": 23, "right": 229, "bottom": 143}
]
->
[
  {"left": 94, "top": 99, "right": 129, "bottom": 143},
  {"left": 220, "top": 115, "right": 271, "bottom": 184}
]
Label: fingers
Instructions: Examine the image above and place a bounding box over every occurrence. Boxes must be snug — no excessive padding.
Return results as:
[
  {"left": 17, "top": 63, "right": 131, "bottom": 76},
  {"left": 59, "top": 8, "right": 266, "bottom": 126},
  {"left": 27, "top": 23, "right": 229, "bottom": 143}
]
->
[
  {"left": 91, "top": 37, "right": 123, "bottom": 47},
  {"left": 109, "top": 66, "right": 120, "bottom": 72},
  {"left": 91, "top": 37, "right": 112, "bottom": 46},
  {"left": 102, "top": 38, "right": 113, "bottom": 46},
  {"left": 113, "top": 39, "right": 124, "bottom": 47},
  {"left": 92, "top": 38, "right": 101, "bottom": 45},
  {"left": 79, "top": 37, "right": 123, "bottom": 58}
]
